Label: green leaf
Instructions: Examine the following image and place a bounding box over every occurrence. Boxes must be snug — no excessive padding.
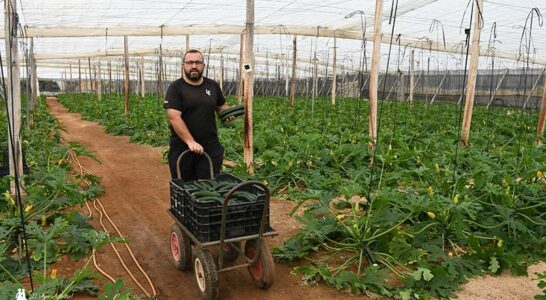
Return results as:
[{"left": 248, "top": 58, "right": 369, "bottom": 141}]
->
[
  {"left": 399, "top": 289, "right": 413, "bottom": 300},
  {"left": 412, "top": 267, "right": 434, "bottom": 282},
  {"left": 489, "top": 256, "right": 500, "bottom": 274}
]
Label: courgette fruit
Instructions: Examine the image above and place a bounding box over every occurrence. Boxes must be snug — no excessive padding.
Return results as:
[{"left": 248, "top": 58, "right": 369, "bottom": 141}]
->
[
  {"left": 218, "top": 104, "right": 244, "bottom": 119},
  {"left": 195, "top": 196, "right": 224, "bottom": 203},
  {"left": 192, "top": 190, "right": 222, "bottom": 199},
  {"left": 220, "top": 109, "right": 245, "bottom": 123}
]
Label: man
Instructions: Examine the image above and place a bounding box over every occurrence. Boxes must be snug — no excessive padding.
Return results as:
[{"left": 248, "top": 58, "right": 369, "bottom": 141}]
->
[{"left": 164, "top": 49, "right": 230, "bottom": 180}]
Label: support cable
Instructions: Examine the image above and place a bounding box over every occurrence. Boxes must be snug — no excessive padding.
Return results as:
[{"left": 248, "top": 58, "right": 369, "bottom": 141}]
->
[{"left": 485, "top": 22, "right": 499, "bottom": 148}]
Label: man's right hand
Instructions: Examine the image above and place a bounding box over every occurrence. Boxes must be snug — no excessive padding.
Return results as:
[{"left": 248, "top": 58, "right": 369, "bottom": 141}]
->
[{"left": 187, "top": 141, "right": 204, "bottom": 154}]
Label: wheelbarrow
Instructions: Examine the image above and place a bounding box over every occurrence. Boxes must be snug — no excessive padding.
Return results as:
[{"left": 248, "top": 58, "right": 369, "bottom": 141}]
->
[{"left": 167, "top": 150, "right": 278, "bottom": 300}]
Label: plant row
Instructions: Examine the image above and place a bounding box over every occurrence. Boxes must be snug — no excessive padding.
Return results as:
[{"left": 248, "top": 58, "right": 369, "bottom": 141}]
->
[{"left": 0, "top": 97, "right": 140, "bottom": 299}]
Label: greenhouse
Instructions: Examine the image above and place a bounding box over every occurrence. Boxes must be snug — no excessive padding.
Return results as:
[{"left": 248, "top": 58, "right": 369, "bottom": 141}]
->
[{"left": 1, "top": 0, "right": 545, "bottom": 299}]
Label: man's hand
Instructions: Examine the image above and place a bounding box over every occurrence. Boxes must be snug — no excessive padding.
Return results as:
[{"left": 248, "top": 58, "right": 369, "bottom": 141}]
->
[
  {"left": 187, "top": 141, "right": 204, "bottom": 154},
  {"left": 225, "top": 115, "right": 237, "bottom": 123}
]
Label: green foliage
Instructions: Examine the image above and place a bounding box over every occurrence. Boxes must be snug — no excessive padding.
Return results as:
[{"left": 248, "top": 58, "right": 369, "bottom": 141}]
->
[
  {"left": 99, "top": 279, "right": 142, "bottom": 300},
  {"left": 56, "top": 93, "right": 546, "bottom": 299},
  {"left": 0, "top": 97, "right": 110, "bottom": 297},
  {"left": 535, "top": 271, "right": 546, "bottom": 300}
]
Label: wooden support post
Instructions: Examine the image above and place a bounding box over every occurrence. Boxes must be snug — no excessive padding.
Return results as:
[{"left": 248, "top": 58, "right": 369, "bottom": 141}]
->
[
  {"left": 182, "top": 35, "right": 189, "bottom": 77},
  {"left": 397, "top": 71, "right": 405, "bottom": 101},
  {"left": 97, "top": 61, "right": 102, "bottom": 101},
  {"left": 123, "top": 35, "right": 130, "bottom": 116},
  {"left": 276, "top": 60, "right": 280, "bottom": 97},
  {"left": 5, "top": 0, "right": 24, "bottom": 189},
  {"left": 284, "top": 54, "right": 289, "bottom": 97},
  {"left": 237, "top": 33, "right": 244, "bottom": 104},
  {"left": 289, "top": 35, "right": 297, "bottom": 108},
  {"left": 140, "top": 54, "right": 145, "bottom": 97},
  {"left": 537, "top": 73, "right": 546, "bottom": 145},
  {"left": 159, "top": 44, "right": 164, "bottom": 97},
  {"left": 69, "top": 64, "right": 73, "bottom": 94},
  {"left": 409, "top": 50, "right": 415, "bottom": 102},
  {"left": 29, "top": 37, "right": 37, "bottom": 125},
  {"left": 243, "top": 0, "right": 255, "bottom": 174},
  {"left": 78, "top": 59, "right": 82, "bottom": 93},
  {"left": 108, "top": 61, "right": 112, "bottom": 94},
  {"left": 88, "top": 57, "right": 93, "bottom": 92},
  {"left": 331, "top": 32, "right": 337, "bottom": 106},
  {"left": 220, "top": 53, "right": 224, "bottom": 91},
  {"left": 369, "top": 0, "right": 384, "bottom": 150},
  {"left": 460, "top": 0, "right": 483, "bottom": 147}
]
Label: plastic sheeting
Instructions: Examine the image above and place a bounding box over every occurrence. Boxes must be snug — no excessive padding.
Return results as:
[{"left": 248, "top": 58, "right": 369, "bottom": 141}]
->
[{"left": 1, "top": 0, "right": 545, "bottom": 78}]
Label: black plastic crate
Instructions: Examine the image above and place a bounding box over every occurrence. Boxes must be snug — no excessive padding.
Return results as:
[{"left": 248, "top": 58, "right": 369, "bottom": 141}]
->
[
  {"left": 169, "top": 179, "right": 186, "bottom": 220},
  {"left": 169, "top": 173, "right": 270, "bottom": 242},
  {"left": 186, "top": 215, "right": 271, "bottom": 242}
]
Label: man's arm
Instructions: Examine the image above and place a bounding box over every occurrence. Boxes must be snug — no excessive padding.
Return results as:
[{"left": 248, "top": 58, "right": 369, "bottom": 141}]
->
[
  {"left": 216, "top": 103, "right": 229, "bottom": 113},
  {"left": 166, "top": 108, "right": 204, "bottom": 154}
]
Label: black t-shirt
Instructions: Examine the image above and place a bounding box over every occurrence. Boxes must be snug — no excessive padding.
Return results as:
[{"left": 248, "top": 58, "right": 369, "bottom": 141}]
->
[{"left": 164, "top": 77, "right": 226, "bottom": 146}]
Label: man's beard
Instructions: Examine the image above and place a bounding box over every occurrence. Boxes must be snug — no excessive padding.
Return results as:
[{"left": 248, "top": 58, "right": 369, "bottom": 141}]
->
[{"left": 184, "top": 69, "right": 203, "bottom": 81}]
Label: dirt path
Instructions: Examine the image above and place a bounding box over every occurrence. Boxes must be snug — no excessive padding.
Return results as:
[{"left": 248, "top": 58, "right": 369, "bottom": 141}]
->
[{"left": 47, "top": 98, "right": 545, "bottom": 300}]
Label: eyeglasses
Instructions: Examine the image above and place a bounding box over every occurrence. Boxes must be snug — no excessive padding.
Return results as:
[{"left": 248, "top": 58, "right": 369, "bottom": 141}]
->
[{"left": 184, "top": 61, "right": 204, "bottom": 66}]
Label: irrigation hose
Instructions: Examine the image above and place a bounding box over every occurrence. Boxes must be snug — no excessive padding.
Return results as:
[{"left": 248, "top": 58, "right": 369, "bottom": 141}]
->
[
  {"left": 76, "top": 157, "right": 156, "bottom": 298},
  {"left": 62, "top": 133, "right": 157, "bottom": 298},
  {"left": 67, "top": 148, "right": 118, "bottom": 284}
]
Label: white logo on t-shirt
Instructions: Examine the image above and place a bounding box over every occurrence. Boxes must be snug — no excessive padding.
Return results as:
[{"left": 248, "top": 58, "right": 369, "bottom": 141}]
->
[{"left": 205, "top": 89, "right": 211, "bottom": 96}]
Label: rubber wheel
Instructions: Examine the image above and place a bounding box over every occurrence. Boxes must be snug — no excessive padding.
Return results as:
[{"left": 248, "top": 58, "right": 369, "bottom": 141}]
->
[
  {"left": 170, "top": 224, "right": 192, "bottom": 271},
  {"left": 245, "top": 239, "right": 275, "bottom": 289},
  {"left": 222, "top": 241, "right": 241, "bottom": 261},
  {"left": 194, "top": 248, "right": 219, "bottom": 300}
]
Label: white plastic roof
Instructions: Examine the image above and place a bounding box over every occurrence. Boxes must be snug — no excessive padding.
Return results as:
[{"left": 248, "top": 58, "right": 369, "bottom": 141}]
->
[{"left": 1, "top": 0, "right": 546, "bottom": 79}]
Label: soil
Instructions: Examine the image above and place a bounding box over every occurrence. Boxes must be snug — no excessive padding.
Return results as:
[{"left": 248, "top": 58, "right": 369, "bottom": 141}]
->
[{"left": 46, "top": 97, "right": 545, "bottom": 300}]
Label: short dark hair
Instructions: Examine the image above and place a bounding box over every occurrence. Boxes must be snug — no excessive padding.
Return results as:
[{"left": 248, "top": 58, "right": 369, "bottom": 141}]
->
[{"left": 183, "top": 49, "right": 204, "bottom": 62}]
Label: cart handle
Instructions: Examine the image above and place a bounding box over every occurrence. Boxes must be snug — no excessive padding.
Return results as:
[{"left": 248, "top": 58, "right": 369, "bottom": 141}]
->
[
  {"left": 217, "top": 181, "right": 269, "bottom": 269},
  {"left": 175, "top": 149, "right": 214, "bottom": 180}
]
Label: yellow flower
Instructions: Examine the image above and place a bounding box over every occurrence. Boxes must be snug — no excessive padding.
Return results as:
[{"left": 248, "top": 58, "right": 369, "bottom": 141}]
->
[
  {"left": 448, "top": 251, "right": 453, "bottom": 257},
  {"left": 427, "top": 186, "right": 434, "bottom": 197},
  {"left": 427, "top": 211, "right": 436, "bottom": 219},
  {"left": 24, "top": 205, "right": 33, "bottom": 212},
  {"left": 453, "top": 194, "right": 460, "bottom": 205},
  {"left": 537, "top": 170, "right": 543, "bottom": 178},
  {"left": 50, "top": 268, "right": 57, "bottom": 279},
  {"left": 497, "top": 239, "right": 503, "bottom": 248},
  {"left": 336, "top": 214, "right": 345, "bottom": 220}
]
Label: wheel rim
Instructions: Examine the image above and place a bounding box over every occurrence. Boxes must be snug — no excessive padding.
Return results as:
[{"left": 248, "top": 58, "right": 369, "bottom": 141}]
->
[
  {"left": 195, "top": 257, "right": 206, "bottom": 292},
  {"left": 247, "top": 247, "right": 263, "bottom": 279},
  {"left": 171, "top": 232, "right": 180, "bottom": 261}
]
